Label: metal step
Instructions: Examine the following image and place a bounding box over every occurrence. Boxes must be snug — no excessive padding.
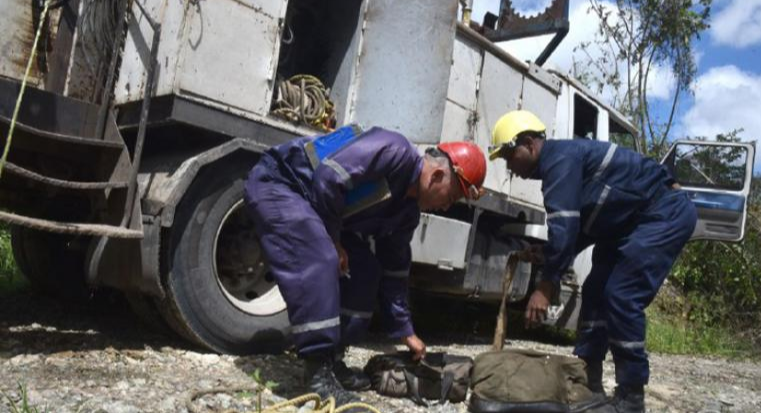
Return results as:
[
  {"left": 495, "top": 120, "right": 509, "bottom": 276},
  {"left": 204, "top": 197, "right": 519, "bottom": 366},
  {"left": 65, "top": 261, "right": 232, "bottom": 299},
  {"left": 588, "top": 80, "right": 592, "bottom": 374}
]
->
[
  {"left": 0, "top": 210, "right": 143, "bottom": 239},
  {"left": 0, "top": 77, "right": 139, "bottom": 238},
  {"left": 0, "top": 113, "right": 125, "bottom": 150},
  {"left": 2, "top": 162, "right": 128, "bottom": 189}
]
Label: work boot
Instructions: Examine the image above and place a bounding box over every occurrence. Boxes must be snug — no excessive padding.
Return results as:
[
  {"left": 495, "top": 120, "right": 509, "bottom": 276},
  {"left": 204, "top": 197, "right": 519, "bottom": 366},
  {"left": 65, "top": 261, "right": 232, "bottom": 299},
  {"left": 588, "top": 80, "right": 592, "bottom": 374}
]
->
[
  {"left": 610, "top": 385, "right": 645, "bottom": 413},
  {"left": 584, "top": 384, "right": 644, "bottom": 413},
  {"left": 584, "top": 359, "right": 606, "bottom": 396},
  {"left": 334, "top": 359, "right": 372, "bottom": 391},
  {"left": 303, "top": 354, "right": 362, "bottom": 408},
  {"left": 333, "top": 349, "right": 371, "bottom": 391}
]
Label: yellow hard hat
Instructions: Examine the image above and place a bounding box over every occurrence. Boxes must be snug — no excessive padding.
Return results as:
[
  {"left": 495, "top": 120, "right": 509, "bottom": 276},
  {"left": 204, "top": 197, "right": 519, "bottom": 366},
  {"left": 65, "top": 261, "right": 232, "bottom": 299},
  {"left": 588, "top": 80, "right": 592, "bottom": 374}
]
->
[{"left": 489, "top": 110, "right": 546, "bottom": 160}]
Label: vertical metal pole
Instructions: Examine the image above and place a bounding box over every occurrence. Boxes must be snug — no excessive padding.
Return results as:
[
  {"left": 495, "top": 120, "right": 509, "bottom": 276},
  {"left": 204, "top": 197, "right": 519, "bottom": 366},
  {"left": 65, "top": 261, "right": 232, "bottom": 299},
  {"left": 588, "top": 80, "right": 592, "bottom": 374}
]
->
[{"left": 120, "top": 3, "right": 161, "bottom": 228}]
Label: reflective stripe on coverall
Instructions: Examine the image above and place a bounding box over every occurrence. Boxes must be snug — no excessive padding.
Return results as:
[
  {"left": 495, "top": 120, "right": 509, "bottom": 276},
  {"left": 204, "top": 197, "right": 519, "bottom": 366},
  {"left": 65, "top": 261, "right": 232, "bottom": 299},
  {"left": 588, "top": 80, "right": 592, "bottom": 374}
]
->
[
  {"left": 244, "top": 127, "right": 422, "bottom": 356},
  {"left": 533, "top": 139, "right": 698, "bottom": 386}
]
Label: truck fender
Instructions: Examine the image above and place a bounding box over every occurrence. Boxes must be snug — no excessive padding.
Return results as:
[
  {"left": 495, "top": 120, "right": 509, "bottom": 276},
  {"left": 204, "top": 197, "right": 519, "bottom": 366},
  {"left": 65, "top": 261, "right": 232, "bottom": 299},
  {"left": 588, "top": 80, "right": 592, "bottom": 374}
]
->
[
  {"left": 139, "top": 138, "right": 267, "bottom": 228},
  {"left": 89, "top": 139, "right": 267, "bottom": 297}
]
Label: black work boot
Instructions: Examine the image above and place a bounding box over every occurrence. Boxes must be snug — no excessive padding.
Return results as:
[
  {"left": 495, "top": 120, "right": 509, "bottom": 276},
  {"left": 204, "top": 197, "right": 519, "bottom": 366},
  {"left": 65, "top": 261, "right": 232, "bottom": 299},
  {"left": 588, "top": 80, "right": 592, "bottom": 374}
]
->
[
  {"left": 303, "top": 354, "right": 362, "bottom": 408},
  {"left": 584, "top": 359, "right": 606, "bottom": 396},
  {"left": 584, "top": 384, "right": 645, "bottom": 413},
  {"left": 610, "top": 385, "right": 645, "bottom": 413},
  {"left": 333, "top": 350, "right": 371, "bottom": 391}
]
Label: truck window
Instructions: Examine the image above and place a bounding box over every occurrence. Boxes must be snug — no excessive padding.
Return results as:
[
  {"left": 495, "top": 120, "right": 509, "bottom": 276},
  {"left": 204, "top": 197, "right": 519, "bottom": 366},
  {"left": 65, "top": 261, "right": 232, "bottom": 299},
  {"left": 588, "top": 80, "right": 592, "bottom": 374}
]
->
[
  {"left": 670, "top": 143, "right": 748, "bottom": 191},
  {"left": 609, "top": 118, "right": 638, "bottom": 152},
  {"left": 573, "top": 94, "right": 598, "bottom": 140}
]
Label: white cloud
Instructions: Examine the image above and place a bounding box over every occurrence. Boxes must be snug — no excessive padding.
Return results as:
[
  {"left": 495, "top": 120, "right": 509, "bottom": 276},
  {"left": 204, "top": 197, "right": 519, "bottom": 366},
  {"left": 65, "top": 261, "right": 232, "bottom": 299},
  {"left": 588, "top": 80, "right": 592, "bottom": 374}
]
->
[
  {"left": 679, "top": 65, "right": 761, "bottom": 172},
  {"left": 711, "top": 0, "right": 761, "bottom": 48}
]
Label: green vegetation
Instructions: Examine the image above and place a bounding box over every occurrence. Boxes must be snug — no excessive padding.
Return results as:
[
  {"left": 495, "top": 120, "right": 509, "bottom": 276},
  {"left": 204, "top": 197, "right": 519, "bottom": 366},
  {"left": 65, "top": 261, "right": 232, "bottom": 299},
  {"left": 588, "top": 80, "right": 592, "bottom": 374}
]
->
[
  {"left": 646, "top": 307, "right": 755, "bottom": 358},
  {"left": 652, "top": 175, "right": 761, "bottom": 357},
  {"left": 2, "top": 384, "right": 49, "bottom": 413},
  {"left": 249, "top": 368, "right": 279, "bottom": 413},
  {"left": 0, "top": 225, "right": 26, "bottom": 296}
]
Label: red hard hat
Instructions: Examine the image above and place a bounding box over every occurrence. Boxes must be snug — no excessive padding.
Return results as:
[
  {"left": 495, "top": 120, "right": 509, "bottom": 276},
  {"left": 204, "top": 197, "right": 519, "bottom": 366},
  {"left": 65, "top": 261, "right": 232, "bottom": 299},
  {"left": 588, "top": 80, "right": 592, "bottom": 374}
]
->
[{"left": 437, "top": 141, "right": 487, "bottom": 199}]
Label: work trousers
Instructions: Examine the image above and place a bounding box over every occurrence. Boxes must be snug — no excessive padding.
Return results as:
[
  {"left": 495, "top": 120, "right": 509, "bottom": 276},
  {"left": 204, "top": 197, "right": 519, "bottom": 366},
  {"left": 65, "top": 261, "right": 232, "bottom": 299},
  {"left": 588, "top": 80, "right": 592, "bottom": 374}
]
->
[
  {"left": 245, "top": 170, "right": 384, "bottom": 356},
  {"left": 573, "top": 190, "right": 697, "bottom": 386}
]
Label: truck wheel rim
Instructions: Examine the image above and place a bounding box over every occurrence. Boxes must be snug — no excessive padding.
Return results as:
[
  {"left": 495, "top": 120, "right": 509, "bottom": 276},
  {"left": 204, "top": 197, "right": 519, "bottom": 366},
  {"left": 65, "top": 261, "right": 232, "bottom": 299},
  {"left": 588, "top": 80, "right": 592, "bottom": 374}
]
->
[{"left": 213, "top": 199, "right": 286, "bottom": 316}]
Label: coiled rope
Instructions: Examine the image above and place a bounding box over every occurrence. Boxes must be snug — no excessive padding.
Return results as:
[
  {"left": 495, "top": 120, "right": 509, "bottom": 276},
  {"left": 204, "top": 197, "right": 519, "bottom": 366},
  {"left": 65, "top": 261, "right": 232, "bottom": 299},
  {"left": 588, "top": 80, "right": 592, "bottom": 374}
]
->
[
  {"left": 272, "top": 74, "right": 336, "bottom": 132},
  {"left": 186, "top": 386, "right": 382, "bottom": 413}
]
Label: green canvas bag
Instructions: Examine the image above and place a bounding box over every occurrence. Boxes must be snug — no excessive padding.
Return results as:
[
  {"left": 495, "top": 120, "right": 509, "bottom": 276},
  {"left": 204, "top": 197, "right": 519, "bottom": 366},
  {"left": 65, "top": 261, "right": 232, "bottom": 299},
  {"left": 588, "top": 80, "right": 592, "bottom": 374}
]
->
[{"left": 469, "top": 349, "right": 605, "bottom": 413}]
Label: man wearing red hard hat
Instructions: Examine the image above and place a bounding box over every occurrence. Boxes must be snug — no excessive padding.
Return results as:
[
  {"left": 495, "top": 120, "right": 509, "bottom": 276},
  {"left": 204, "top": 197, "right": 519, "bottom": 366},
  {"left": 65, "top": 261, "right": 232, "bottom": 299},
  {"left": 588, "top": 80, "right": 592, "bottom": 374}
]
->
[{"left": 245, "top": 125, "right": 486, "bottom": 407}]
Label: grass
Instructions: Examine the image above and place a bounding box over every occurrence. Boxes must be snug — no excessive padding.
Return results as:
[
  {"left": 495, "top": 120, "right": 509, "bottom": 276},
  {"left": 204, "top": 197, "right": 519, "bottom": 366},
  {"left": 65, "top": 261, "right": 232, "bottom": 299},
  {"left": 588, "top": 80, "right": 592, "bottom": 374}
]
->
[
  {"left": 646, "top": 307, "right": 756, "bottom": 359},
  {"left": 0, "top": 226, "right": 26, "bottom": 296},
  {"left": 2, "top": 384, "right": 49, "bottom": 413}
]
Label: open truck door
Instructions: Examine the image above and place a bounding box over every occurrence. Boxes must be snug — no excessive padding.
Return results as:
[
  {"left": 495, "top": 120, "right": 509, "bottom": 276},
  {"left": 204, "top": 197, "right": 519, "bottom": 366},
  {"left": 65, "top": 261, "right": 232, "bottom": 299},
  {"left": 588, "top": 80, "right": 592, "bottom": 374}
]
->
[{"left": 662, "top": 140, "right": 756, "bottom": 242}]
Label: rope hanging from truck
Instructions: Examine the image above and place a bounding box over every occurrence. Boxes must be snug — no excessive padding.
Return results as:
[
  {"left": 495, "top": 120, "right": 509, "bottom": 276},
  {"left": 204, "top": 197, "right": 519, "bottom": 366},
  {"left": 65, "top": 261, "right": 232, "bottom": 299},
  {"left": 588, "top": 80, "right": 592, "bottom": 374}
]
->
[
  {"left": 0, "top": 0, "right": 53, "bottom": 179},
  {"left": 272, "top": 74, "right": 336, "bottom": 132}
]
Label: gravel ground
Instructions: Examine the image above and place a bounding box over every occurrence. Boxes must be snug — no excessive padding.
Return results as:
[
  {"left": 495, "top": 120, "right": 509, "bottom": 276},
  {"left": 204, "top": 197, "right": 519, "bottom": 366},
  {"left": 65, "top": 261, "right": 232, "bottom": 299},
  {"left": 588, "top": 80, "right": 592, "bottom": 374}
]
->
[{"left": 1, "top": 290, "right": 760, "bottom": 413}]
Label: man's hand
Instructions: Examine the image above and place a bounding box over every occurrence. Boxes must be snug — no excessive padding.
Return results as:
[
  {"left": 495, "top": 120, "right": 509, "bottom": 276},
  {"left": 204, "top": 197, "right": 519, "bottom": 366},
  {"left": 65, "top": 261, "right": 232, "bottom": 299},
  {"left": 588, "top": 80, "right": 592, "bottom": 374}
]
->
[
  {"left": 525, "top": 280, "right": 553, "bottom": 328},
  {"left": 402, "top": 334, "right": 426, "bottom": 361},
  {"left": 334, "top": 242, "right": 349, "bottom": 275},
  {"left": 523, "top": 244, "right": 544, "bottom": 265}
]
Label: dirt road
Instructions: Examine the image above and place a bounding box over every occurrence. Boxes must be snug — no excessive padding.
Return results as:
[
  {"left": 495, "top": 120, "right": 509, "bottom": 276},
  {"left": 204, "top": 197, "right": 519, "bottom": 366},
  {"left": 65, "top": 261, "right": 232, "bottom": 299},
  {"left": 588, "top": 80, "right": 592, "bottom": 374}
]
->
[{"left": 1, "top": 290, "right": 759, "bottom": 412}]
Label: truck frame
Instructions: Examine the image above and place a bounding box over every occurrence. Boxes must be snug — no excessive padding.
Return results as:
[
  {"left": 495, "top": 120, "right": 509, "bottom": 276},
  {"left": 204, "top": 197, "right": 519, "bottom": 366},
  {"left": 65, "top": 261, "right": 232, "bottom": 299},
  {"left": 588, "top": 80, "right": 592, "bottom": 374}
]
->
[{"left": 0, "top": 0, "right": 754, "bottom": 353}]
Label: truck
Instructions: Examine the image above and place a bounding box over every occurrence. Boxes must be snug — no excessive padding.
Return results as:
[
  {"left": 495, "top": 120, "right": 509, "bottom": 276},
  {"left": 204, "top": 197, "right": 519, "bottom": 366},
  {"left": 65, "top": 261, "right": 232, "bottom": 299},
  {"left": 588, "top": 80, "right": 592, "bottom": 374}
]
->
[{"left": 0, "top": 0, "right": 755, "bottom": 354}]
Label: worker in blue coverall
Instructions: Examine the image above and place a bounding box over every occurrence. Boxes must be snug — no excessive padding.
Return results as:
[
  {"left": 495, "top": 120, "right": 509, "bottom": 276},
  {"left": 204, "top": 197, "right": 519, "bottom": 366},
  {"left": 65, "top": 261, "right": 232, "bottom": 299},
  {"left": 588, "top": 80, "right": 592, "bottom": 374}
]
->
[
  {"left": 245, "top": 125, "right": 486, "bottom": 406},
  {"left": 489, "top": 111, "right": 697, "bottom": 413}
]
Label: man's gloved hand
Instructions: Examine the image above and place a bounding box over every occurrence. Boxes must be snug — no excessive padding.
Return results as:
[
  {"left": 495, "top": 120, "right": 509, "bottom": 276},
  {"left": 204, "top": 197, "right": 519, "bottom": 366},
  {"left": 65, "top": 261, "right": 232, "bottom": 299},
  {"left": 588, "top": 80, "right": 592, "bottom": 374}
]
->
[{"left": 402, "top": 334, "right": 426, "bottom": 361}]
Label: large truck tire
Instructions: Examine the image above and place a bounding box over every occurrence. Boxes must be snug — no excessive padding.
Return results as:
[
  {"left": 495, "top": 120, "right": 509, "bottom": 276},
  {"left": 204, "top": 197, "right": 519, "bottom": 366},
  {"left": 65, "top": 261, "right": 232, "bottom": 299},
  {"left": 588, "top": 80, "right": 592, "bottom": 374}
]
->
[
  {"left": 10, "top": 226, "right": 90, "bottom": 300},
  {"left": 154, "top": 160, "right": 290, "bottom": 354}
]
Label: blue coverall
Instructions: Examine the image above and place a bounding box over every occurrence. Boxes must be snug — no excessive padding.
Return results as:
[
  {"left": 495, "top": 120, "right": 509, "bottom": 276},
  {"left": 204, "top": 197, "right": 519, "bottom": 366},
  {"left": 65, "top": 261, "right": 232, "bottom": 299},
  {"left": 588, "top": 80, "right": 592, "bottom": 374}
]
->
[
  {"left": 535, "top": 139, "right": 697, "bottom": 387},
  {"left": 245, "top": 127, "right": 422, "bottom": 356}
]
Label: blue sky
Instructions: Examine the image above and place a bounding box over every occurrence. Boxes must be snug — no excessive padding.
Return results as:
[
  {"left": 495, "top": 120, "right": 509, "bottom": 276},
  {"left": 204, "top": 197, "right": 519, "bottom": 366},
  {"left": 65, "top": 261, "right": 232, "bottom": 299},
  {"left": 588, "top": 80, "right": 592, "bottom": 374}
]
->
[{"left": 471, "top": 0, "right": 761, "bottom": 174}]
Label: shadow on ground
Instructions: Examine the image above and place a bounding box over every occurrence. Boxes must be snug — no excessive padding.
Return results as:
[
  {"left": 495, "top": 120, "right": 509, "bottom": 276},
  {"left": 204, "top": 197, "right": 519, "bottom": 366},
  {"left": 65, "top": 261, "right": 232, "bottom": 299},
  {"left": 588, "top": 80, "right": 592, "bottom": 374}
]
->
[{"left": 0, "top": 286, "right": 192, "bottom": 356}]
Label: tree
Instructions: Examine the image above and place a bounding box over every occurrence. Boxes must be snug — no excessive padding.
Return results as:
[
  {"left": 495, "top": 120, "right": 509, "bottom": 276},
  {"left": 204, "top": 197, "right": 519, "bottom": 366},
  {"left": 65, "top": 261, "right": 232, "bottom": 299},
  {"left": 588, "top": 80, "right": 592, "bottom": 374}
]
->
[{"left": 573, "top": 0, "right": 712, "bottom": 156}]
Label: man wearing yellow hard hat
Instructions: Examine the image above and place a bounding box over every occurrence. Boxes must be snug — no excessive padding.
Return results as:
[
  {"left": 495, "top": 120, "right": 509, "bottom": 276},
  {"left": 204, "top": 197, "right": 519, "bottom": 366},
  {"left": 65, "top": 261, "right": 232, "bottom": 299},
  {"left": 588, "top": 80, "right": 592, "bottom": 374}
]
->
[{"left": 490, "top": 110, "right": 697, "bottom": 413}]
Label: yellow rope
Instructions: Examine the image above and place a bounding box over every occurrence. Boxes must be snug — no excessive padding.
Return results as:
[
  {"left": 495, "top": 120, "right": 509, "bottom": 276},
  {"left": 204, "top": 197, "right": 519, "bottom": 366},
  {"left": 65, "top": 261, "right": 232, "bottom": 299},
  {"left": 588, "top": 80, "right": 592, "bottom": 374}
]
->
[
  {"left": 272, "top": 74, "right": 336, "bottom": 132},
  {"left": 187, "top": 386, "right": 383, "bottom": 413},
  {"left": 0, "top": 0, "right": 52, "bottom": 179},
  {"left": 256, "top": 392, "right": 383, "bottom": 413}
]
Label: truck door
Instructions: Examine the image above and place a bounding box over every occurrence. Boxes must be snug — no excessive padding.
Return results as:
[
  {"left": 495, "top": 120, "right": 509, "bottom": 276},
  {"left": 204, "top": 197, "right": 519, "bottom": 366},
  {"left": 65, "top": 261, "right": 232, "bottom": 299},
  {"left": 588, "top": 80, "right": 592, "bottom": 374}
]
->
[{"left": 662, "top": 140, "right": 756, "bottom": 242}]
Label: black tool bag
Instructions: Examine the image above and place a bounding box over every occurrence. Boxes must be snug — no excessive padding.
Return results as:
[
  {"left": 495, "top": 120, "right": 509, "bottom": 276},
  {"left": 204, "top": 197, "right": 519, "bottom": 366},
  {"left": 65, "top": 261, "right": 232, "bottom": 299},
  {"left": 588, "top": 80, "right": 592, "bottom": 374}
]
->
[
  {"left": 468, "top": 349, "right": 607, "bottom": 413},
  {"left": 364, "top": 351, "right": 473, "bottom": 406}
]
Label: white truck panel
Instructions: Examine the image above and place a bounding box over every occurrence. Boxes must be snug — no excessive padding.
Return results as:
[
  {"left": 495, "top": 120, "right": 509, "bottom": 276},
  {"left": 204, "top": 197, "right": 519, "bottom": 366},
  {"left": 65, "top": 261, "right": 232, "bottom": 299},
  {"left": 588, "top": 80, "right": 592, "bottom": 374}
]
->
[
  {"left": 348, "top": 0, "right": 458, "bottom": 144},
  {"left": 115, "top": 0, "right": 285, "bottom": 117},
  {"left": 440, "top": 101, "right": 473, "bottom": 143},
  {"left": 446, "top": 36, "right": 482, "bottom": 111},
  {"left": 0, "top": 0, "right": 45, "bottom": 86},
  {"left": 411, "top": 214, "right": 471, "bottom": 270},
  {"left": 508, "top": 77, "right": 559, "bottom": 209},
  {"left": 475, "top": 53, "right": 523, "bottom": 195},
  {"left": 177, "top": 0, "right": 282, "bottom": 115},
  {"left": 116, "top": 0, "right": 186, "bottom": 102}
]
